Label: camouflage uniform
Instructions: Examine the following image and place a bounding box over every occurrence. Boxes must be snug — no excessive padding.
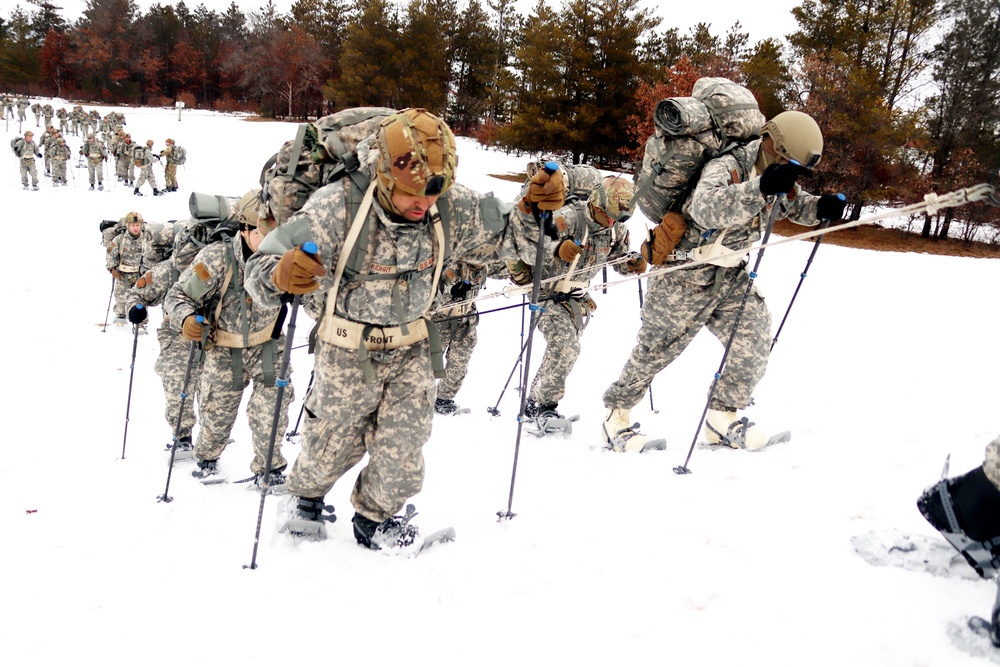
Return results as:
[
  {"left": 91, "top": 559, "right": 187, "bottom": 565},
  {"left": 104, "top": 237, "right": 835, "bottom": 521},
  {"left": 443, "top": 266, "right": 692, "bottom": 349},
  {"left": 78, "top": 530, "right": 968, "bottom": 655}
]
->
[
  {"left": 126, "top": 229, "right": 205, "bottom": 444},
  {"left": 165, "top": 233, "right": 292, "bottom": 475},
  {"left": 80, "top": 137, "right": 107, "bottom": 187},
  {"left": 431, "top": 262, "right": 490, "bottom": 402},
  {"left": 50, "top": 140, "right": 70, "bottom": 185},
  {"left": 603, "top": 139, "right": 822, "bottom": 413},
  {"left": 57, "top": 107, "right": 68, "bottom": 134},
  {"left": 161, "top": 141, "right": 179, "bottom": 191},
  {"left": 503, "top": 196, "right": 636, "bottom": 409},
  {"left": 16, "top": 136, "right": 40, "bottom": 188},
  {"left": 42, "top": 104, "right": 53, "bottom": 128},
  {"left": 107, "top": 227, "right": 148, "bottom": 318},
  {"left": 132, "top": 142, "right": 159, "bottom": 194},
  {"left": 116, "top": 138, "right": 135, "bottom": 184},
  {"left": 2, "top": 96, "right": 13, "bottom": 119},
  {"left": 244, "top": 149, "right": 505, "bottom": 522},
  {"left": 16, "top": 96, "right": 28, "bottom": 122},
  {"left": 30, "top": 102, "right": 41, "bottom": 126},
  {"left": 71, "top": 107, "right": 83, "bottom": 135}
]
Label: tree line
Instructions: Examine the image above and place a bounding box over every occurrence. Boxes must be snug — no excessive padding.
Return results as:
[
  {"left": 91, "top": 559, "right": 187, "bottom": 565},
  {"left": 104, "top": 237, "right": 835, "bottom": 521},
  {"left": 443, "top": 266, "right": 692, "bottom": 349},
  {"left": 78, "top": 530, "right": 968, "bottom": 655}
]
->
[{"left": 2, "top": 0, "right": 997, "bottom": 240}]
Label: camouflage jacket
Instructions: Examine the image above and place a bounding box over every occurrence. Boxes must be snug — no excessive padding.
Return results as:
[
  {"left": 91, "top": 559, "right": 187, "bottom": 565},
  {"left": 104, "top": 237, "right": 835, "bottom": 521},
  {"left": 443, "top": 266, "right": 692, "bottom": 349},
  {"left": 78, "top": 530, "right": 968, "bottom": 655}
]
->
[
  {"left": 115, "top": 141, "right": 133, "bottom": 158},
  {"left": 18, "top": 139, "right": 39, "bottom": 160},
  {"left": 502, "top": 199, "right": 634, "bottom": 295},
  {"left": 81, "top": 139, "right": 107, "bottom": 161},
  {"left": 132, "top": 144, "right": 154, "bottom": 167},
  {"left": 681, "top": 138, "right": 821, "bottom": 251},
  {"left": 246, "top": 180, "right": 507, "bottom": 328},
  {"left": 166, "top": 234, "right": 281, "bottom": 341},
  {"left": 107, "top": 230, "right": 147, "bottom": 274},
  {"left": 49, "top": 144, "right": 70, "bottom": 161}
]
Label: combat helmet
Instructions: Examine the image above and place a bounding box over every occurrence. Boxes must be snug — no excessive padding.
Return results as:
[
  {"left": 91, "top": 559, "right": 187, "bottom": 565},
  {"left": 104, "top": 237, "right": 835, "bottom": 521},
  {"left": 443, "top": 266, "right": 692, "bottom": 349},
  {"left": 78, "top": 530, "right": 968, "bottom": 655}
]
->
[
  {"left": 234, "top": 188, "right": 274, "bottom": 236},
  {"left": 759, "top": 111, "right": 823, "bottom": 169},
  {"left": 589, "top": 176, "right": 634, "bottom": 227},
  {"left": 374, "top": 108, "right": 457, "bottom": 213}
]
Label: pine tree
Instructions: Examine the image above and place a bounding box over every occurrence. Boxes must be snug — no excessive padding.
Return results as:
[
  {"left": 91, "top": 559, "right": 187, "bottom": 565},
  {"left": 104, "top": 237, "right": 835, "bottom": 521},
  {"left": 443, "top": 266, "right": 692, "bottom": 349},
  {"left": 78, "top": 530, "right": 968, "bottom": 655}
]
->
[{"left": 332, "top": 0, "right": 403, "bottom": 109}]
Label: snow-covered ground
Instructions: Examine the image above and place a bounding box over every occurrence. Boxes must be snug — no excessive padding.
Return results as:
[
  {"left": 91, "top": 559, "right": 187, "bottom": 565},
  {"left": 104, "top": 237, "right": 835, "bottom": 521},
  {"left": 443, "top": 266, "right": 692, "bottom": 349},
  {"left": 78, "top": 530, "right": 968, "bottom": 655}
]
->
[{"left": 3, "top": 101, "right": 999, "bottom": 666}]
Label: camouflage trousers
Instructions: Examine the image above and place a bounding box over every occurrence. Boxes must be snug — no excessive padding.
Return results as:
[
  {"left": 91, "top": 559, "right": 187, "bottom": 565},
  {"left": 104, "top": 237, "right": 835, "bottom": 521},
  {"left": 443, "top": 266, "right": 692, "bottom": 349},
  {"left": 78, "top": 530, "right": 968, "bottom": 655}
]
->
[
  {"left": 530, "top": 297, "right": 589, "bottom": 407},
  {"left": 985, "top": 436, "right": 1000, "bottom": 491},
  {"left": 135, "top": 164, "right": 157, "bottom": 190},
  {"left": 153, "top": 322, "right": 203, "bottom": 440},
  {"left": 20, "top": 158, "right": 38, "bottom": 186},
  {"left": 112, "top": 272, "right": 139, "bottom": 317},
  {"left": 195, "top": 339, "right": 292, "bottom": 474},
  {"left": 51, "top": 158, "right": 67, "bottom": 183},
  {"left": 603, "top": 264, "right": 771, "bottom": 412},
  {"left": 164, "top": 163, "right": 177, "bottom": 189},
  {"left": 87, "top": 159, "right": 104, "bottom": 185},
  {"left": 433, "top": 312, "right": 479, "bottom": 401},
  {"left": 286, "top": 339, "right": 434, "bottom": 523}
]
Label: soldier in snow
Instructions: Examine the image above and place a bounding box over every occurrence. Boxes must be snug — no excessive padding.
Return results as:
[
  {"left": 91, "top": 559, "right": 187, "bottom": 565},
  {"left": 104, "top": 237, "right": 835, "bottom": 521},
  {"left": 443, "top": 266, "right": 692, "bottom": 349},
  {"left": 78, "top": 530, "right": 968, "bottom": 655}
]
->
[
  {"left": 502, "top": 169, "right": 646, "bottom": 431},
  {"left": 165, "top": 191, "right": 292, "bottom": 487},
  {"left": 106, "top": 212, "right": 150, "bottom": 326},
  {"left": 80, "top": 132, "right": 108, "bottom": 190},
  {"left": 600, "top": 111, "right": 847, "bottom": 452},
  {"left": 132, "top": 139, "right": 162, "bottom": 196},
  {"left": 244, "top": 108, "right": 506, "bottom": 550},
  {"left": 49, "top": 137, "right": 70, "bottom": 186},
  {"left": 14, "top": 130, "right": 41, "bottom": 190}
]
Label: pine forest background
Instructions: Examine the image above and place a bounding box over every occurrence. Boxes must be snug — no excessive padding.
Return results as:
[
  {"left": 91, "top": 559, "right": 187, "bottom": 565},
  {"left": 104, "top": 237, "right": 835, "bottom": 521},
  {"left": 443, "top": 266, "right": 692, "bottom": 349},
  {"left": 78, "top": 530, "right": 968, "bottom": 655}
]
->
[{"left": 1, "top": 0, "right": 998, "bottom": 240}]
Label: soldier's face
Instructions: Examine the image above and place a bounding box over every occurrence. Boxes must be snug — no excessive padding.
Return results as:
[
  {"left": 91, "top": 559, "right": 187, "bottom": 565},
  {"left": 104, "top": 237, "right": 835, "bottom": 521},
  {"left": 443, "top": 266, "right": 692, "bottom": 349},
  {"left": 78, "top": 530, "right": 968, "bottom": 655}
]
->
[
  {"left": 391, "top": 192, "right": 439, "bottom": 222},
  {"left": 241, "top": 227, "right": 262, "bottom": 253},
  {"left": 128, "top": 223, "right": 142, "bottom": 237}
]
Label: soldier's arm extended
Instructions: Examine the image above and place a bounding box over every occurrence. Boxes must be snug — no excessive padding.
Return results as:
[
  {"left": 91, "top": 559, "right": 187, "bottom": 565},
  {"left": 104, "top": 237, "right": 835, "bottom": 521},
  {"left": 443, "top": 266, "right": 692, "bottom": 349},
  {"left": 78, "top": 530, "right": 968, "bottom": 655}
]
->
[{"left": 164, "top": 244, "right": 224, "bottom": 329}]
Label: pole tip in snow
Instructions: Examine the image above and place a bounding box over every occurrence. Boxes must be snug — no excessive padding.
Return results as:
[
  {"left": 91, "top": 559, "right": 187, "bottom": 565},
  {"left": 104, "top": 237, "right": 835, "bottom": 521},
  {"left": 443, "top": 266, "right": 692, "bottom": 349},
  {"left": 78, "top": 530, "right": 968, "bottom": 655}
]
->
[{"left": 673, "top": 465, "right": 692, "bottom": 475}]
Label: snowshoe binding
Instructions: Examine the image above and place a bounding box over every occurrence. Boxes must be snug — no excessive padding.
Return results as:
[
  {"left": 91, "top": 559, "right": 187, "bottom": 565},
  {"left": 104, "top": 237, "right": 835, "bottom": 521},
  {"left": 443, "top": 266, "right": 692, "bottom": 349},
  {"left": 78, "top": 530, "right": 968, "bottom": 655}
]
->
[
  {"left": 277, "top": 495, "right": 336, "bottom": 540},
  {"left": 165, "top": 436, "right": 195, "bottom": 462},
  {"left": 525, "top": 401, "right": 578, "bottom": 437},
  {"left": 434, "top": 398, "right": 470, "bottom": 416},
  {"left": 191, "top": 458, "right": 225, "bottom": 485},
  {"left": 353, "top": 505, "right": 454, "bottom": 555},
  {"left": 601, "top": 408, "right": 666, "bottom": 453}
]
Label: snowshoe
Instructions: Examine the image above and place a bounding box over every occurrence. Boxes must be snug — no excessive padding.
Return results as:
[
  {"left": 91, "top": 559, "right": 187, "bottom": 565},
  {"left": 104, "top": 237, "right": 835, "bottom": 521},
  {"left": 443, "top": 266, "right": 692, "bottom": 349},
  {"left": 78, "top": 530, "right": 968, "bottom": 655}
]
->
[
  {"left": 32, "top": 185, "right": 38, "bottom": 191},
  {"left": 277, "top": 495, "right": 336, "bottom": 540},
  {"left": 98, "top": 184, "right": 103, "bottom": 191},
  {"left": 165, "top": 436, "right": 195, "bottom": 462},
  {"left": 354, "top": 505, "right": 423, "bottom": 554},
  {"left": 114, "top": 315, "right": 126, "bottom": 327},
  {"left": 702, "top": 409, "right": 786, "bottom": 451},
  {"left": 191, "top": 459, "right": 225, "bottom": 485},
  {"left": 153, "top": 188, "right": 163, "bottom": 196},
  {"left": 89, "top": 184, "right": 94, "bottom": 190},
  {"left": 525, "top": 403, "right": 578, "bottom": 437},
  {"left": 434, "top": 398, "right": 471, "bottom": 416},
  {"left": 602, "top": 408, "right": 666, "bottom": 453},
  {"left": 251, "top": 467, "right": 289, "bottom": 496}
]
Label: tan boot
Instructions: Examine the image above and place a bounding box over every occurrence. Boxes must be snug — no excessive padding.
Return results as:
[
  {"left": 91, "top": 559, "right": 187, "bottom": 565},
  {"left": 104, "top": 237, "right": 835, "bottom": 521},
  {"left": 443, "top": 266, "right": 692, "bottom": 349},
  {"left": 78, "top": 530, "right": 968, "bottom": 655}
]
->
[
  {"left": 703, "top": 409, "right": 769, "bottom": 451},
  {"left": 602, "top": 408, "right": 648, "bottom": 453}
]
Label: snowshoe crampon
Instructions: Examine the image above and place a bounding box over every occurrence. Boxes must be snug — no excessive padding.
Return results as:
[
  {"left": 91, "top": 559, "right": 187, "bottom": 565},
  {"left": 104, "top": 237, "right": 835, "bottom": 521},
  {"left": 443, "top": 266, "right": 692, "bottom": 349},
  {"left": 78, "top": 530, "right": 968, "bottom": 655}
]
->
[{"left": 277, "top": 495, "right": 336, "bottom": 540}]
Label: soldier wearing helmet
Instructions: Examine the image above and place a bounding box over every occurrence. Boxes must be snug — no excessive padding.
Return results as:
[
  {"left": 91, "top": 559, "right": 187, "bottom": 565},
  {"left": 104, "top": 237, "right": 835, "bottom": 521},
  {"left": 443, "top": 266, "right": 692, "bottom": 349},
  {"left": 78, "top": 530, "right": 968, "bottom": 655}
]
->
[
  {"left": 106, "top": 211, "right": 150, "bottom": 325},
  {"left": 502, "top": 166, "right": 646, "bottom": 430},
  {"left": 602, "top": 109, "right": 847, "bottom": 453},
  {"left": 165, "top": 189, "right": 294, "bottom": 485},
  {"left": 50, "top": 135, "right": 70, "bottom": 186},
  {"left": 80, "top": 131, "right": 108, "bottom": 190},
  {"left": 132, "top": 138, "right": 162, "bottom": 196},
  {"left": 243, "top": 108, "right": 507, "bottom": 550},
  {"left": 16, "top": 129, "right": 41, "bottom": 190}
]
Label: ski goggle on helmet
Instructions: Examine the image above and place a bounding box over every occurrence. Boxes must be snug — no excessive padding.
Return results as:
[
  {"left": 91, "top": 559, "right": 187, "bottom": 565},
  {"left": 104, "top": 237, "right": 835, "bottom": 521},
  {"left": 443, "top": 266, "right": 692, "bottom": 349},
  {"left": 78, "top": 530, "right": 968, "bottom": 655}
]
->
[
  {"left": 376, "top": 108, "right": 457, "bottom": 199},
  {"left": 759, "top": 110, "right": 824, "bottom": 169}
]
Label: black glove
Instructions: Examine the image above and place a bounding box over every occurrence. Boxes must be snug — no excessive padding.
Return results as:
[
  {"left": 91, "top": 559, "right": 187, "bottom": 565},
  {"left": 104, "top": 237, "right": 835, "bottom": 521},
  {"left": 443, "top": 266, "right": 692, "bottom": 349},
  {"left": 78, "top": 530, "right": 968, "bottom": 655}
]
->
[
  {"left": 450, "top": 280, "right": 473, "bottom": 300},
  {"left": 816, "top": 193, "right": 847, "bottom": 222},
  {"left": 759, "top": 162, "right": 812, "bottom": 196},
  {"left": 36, "top": 153, "right": 42, "bottom": 158},
  {"left": 128, "top": 304, "right": 147, "bottom": 324}
]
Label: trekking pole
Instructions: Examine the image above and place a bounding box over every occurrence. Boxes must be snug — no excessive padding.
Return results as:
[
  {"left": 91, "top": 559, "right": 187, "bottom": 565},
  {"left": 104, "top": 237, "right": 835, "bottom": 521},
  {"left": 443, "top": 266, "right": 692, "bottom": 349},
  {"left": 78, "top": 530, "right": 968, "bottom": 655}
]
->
[
  {"left": 487, "top": 334, "right": 532, "bottom": 418},
  {"left": 517, "top": 293, "right": 526, "bottom": 394},
  {"left": 770, "top": 207, "right": 839, "bottom": 351},
  {"left": 246, "top": 243, "right": 314, "bottom": 569},
  {"left": 637, "top": 277, "right": 658, "bottom": 414},
  {"left": 101, "top": 274, "right": 115, "bottom": 332},
  {"left": 119, "top": 306, "right": 144, "bottom": 459},
  {"left": 157, "top": 317, "right": 205, "bottom": 503},
  {"left": 499, "top": 163, "right": 559, "bottom": 521},
  {"left": 674, "top": 194, "right": 785, "bottom": 476},
  {"left": 285, "top": 369, "right": 314, "bottom": 440}
]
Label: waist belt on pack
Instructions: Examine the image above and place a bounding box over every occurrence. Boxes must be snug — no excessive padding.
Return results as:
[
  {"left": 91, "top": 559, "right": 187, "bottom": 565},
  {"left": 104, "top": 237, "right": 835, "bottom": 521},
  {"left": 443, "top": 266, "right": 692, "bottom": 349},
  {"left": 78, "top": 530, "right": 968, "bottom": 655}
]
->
[
  {"left": 213, "top": 326, "right": 274, "bottom": 348},
  {"left": 319, "top": 314, "right": 429, "bottom": 351},
  {"left": 118, "top": 263, "right": 140, "bottom": 273}
]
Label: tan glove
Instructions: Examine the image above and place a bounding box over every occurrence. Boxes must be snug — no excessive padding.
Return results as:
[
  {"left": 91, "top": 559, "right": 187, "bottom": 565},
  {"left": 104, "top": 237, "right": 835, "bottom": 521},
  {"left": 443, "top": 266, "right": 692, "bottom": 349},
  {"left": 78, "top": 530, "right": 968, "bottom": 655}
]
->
[
  {"left": 181, "top": 315, "right": 205, "bottom": 342},
  {"left": 272, "top": 247, "right": 327, "bottom": 294},
  {"left": 640, "top": 212, "right": 688, "bottom": 265},
  {"left": 519, "top": 166, "right": 565, "bottom": 213},
  {"left": 556, "top": 239, "right": 581, "bottom": 263},
  {"left": 625, "top": 253, "right": 647, "bottom": 274}
]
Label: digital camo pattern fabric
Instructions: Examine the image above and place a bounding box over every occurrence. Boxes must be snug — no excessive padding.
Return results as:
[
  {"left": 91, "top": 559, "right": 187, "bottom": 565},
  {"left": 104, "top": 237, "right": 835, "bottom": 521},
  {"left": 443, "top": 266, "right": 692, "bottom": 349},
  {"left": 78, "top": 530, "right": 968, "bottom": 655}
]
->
[
  {"left": 245, "top": 147, "right": 506, "bottom": 520},
  {"left": 166, "top": 234, "right": 290, "bottom": 474},
  {"left": 431, "top": 261, "right": 490, "bottom": 401},
  {"left": 128, "top": 260, "right": 202, "bottom": 440},
  {"left": 502, "top": 199, "right": 634, "bottom": 407},
  {"left": 107, "top": 230, "right": 147, "bottom": 317},
  {"left": 985, "top": 435, "right": 1000, "bottom": 491}
]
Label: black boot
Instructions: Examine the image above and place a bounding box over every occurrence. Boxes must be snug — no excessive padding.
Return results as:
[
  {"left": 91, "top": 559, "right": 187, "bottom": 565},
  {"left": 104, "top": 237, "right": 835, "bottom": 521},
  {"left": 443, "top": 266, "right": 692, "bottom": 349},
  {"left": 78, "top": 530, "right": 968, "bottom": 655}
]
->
[
  {"left": 353, "top": 507, "right": 420, "bottom": 551},
  {"left": 133, "top": 187, "right": 142, "bottom": 196},
  {"left": 918, "top": 466, "right": 1000, "bottom": 541}
]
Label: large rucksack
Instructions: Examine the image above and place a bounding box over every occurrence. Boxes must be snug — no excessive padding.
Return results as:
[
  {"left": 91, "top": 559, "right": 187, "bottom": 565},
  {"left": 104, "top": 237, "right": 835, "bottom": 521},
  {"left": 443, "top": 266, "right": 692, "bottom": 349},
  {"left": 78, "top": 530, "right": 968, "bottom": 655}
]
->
[
  {"left": 259, "top": 106, "right": 396, "bottom": 227},
  {"left": 173, "top": 145, "right": 187, "bottom": 165},
  {"left": 10, "top": 137, "right": 23, "bottom": 157},
  {"left": 632, "top": 77, "right": 765, "bottom": 224}
]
